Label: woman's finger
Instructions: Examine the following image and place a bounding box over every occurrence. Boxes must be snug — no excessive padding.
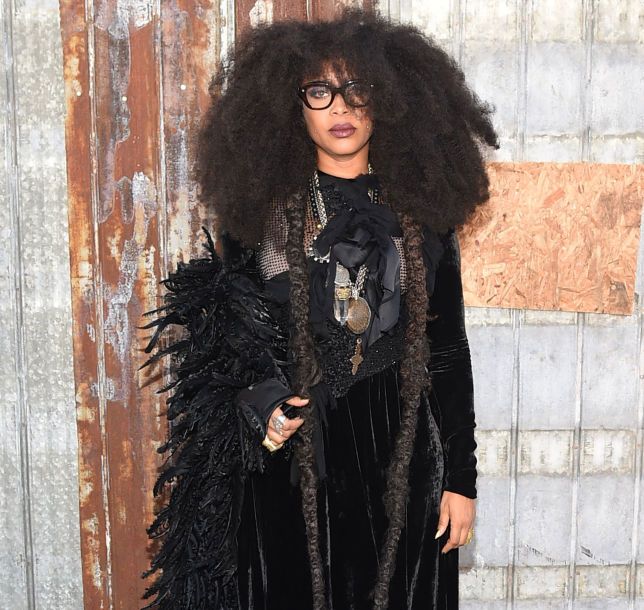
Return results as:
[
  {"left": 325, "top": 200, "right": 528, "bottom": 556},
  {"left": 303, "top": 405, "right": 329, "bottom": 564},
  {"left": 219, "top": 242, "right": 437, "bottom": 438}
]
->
[
  {"left": 435, "top": 489, "right": 453, "bottom": 539},
  {"left": 269, "top": 406, "right": 304, "bottom": 439},
  {"left": 268, "top": 417, "right": 303, "bottom": 440},
  {"left": 435, "top": 508, "right": 450, "bottom": 539},
  {"left": 281, "top": 409, "right": 305, "bottom": 433},
  {"left": 458, "top": 524, "right": 471, "bottom": 547},
  {"left": 284, "top": 395, "right": 310, "bottom": 408},
  {"left": 439, "top": 492, "right": 476, "bottom": 552},
  {"left": 266, "top": 427, "right": 286, "bottom": 445},
  {"left": 442, "top": 526, "right": 463, "bottom": 554},
  {"left": 441, "top": 518, "right": 474, "bottom": 552}
]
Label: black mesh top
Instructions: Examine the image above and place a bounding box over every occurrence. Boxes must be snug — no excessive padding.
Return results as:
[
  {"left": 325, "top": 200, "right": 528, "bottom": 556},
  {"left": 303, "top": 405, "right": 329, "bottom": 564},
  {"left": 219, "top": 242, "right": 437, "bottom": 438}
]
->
[
  {"left": 263, "top": 169, "right": 408, "bottom": 398},
  {"left": 257, "top": 171, "right": 408, "bottom": 289}
]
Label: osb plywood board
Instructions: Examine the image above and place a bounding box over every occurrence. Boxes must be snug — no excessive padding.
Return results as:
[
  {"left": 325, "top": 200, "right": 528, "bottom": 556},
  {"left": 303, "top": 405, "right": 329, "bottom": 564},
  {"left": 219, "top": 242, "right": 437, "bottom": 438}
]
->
[{"left": 459, "top": 162, "right": 643, "bottom": 315}]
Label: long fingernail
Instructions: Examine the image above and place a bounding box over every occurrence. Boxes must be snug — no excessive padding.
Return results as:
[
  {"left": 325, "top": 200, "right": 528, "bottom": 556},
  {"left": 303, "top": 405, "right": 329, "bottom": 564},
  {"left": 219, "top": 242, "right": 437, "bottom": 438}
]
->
[{"left": 435, "top": 529, "right": 442, "bottom": 539}]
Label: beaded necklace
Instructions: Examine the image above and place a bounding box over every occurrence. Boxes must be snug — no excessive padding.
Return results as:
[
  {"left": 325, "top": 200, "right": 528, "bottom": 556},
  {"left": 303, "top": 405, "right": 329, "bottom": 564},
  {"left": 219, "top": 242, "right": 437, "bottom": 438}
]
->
[{"left": 306, "top": 164, "right": 379, "bottom": 374}]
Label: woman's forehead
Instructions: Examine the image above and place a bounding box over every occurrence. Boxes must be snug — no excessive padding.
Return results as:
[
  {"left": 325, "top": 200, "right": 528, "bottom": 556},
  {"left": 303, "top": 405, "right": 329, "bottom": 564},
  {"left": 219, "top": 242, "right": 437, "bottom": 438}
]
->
[{"left": 303, "top": 59, "right": 357, "bottom": 84}]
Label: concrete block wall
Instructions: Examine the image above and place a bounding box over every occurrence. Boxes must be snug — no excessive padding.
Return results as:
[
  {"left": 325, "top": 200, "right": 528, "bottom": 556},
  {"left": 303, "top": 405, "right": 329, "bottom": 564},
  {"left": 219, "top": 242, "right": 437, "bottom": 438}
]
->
[{"left": 378, "top": 0, "right": 644, "bottom": 607}]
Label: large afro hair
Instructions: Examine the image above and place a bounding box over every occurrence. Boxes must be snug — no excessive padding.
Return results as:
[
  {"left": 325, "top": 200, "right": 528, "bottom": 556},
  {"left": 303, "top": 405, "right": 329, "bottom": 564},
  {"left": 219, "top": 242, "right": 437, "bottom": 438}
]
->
[{"left": 196, "top": 6, "right": 499, "bottom": 247}]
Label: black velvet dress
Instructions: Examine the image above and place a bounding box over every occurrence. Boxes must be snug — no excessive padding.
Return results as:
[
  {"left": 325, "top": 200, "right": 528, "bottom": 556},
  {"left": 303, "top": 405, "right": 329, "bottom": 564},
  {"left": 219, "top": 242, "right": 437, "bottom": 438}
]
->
[
  {"left": 140, "top": 170, "right": 477, "bottom": 610},
  {"left": 234, "top": 171, "right": 478, "bottom": 609}
]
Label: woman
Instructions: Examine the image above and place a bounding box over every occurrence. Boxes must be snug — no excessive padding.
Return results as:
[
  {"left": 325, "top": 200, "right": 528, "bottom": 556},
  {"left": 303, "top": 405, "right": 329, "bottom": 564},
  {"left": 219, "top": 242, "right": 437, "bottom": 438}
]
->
[{"left": 141, "top": 7, "right": 498, "bottom": 610}]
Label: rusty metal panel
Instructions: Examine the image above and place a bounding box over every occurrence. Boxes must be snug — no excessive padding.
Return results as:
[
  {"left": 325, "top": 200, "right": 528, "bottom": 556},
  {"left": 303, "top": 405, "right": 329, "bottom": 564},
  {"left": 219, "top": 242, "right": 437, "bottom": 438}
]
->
[
  {"left": 61, "top": 0, "right": 102, "bottom": 604},
  {"left": 236, "top": 0, "right": 306, "bottom": 31},
  {"left": 308, "top": 0, "right": 375, "bottom": 22},
  {"left": 161, "top": 0, "right": 224, "bottom": 263},
  {"left": 235, "top": 0, "right": 375, "bottom": 33}
]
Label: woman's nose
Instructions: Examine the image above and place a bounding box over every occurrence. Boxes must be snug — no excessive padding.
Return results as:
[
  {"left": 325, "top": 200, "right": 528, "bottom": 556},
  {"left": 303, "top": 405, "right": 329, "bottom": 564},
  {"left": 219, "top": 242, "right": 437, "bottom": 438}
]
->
[{"left": 330, "top": 93, "right": 349, "bottom": 113}]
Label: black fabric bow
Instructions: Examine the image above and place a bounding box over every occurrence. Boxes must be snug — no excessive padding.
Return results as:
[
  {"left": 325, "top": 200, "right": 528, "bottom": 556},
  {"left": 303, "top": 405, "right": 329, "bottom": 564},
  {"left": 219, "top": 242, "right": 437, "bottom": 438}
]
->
[{"left": 309, "top": 173, "right": 403, "bottom": 352}]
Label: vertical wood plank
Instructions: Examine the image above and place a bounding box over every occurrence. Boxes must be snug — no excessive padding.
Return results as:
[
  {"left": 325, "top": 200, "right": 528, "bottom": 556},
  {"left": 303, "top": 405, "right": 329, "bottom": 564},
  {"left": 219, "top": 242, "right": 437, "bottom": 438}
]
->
[
  {"left": 92, "top": 3, "right": 164, "bottom": 602},
  {"left": 160, "top": 0, "right": 222, "bottom": 263},
  {"left": 235, "top": 0, "right": 306, "bottom": 34},
  {"left": 309, "top": 0, "right": 375, "bottom": 22},
  {"left": 59, "top": 1, "right": 111, "bottom": 607},
  {"left": 235, "top": 0, "right": 374, "bottom": 37},
  {"left": 60, "top": 0, "right": 165, "bottom": 607}
]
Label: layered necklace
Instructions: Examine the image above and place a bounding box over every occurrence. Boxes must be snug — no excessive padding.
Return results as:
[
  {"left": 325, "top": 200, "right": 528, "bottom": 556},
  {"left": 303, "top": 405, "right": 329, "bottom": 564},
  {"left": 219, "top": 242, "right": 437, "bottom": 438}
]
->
[{"left": 307, "top": 164, "right": 379, "bottom": 375}]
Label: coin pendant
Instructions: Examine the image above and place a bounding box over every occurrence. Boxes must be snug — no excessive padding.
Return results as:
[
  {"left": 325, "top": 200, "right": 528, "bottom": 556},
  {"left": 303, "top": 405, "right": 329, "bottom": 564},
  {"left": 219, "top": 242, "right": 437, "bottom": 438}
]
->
[{"left": 346, "top": 296, "right": 372, "bottom": 334}]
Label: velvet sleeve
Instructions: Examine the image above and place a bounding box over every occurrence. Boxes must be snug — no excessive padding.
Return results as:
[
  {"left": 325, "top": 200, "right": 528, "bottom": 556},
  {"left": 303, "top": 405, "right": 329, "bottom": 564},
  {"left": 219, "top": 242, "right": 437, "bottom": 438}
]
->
[{"left": 423, "top": 228, "right": 478, "bottom": 500}]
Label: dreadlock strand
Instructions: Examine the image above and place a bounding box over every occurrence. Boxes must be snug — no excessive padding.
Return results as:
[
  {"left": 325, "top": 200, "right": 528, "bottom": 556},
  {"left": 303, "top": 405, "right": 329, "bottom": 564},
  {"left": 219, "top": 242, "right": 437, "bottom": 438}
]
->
[
  {"left": 372, "top": 213, "right": 430, "bottom": 609},
  {"left": 284, "top": 191, "right": 327, "bottom": 610}
]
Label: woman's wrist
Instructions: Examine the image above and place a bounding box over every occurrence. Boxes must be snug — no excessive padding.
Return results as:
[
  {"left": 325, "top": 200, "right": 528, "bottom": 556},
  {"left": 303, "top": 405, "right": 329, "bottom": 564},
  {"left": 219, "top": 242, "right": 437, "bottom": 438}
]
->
[{"left": 235, "top": 378, "right": 296, "bottom": 439}]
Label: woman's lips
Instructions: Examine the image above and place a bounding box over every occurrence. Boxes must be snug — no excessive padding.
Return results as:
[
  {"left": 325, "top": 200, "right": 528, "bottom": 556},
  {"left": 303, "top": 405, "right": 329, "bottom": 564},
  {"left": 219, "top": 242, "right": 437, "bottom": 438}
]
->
[{"left": 329, "top": 124, "right": 356, "bottom": 138}]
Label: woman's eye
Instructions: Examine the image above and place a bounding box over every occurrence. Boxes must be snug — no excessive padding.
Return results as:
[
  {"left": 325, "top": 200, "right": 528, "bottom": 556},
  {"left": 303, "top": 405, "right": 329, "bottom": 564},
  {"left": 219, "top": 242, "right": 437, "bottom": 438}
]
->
[{"left": 309, "top": 87, "right": 330, "bottom": 98}]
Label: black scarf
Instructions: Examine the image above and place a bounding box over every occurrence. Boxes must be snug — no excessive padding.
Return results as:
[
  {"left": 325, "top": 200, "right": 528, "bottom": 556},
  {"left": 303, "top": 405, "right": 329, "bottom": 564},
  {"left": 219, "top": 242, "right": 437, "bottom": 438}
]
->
[{"left": 308, "top": 170, "right": 403, "bottom": 352}]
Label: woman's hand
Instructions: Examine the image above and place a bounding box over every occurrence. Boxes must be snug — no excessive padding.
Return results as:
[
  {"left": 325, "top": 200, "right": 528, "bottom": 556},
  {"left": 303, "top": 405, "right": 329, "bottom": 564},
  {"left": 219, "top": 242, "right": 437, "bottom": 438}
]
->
[
  {"left": 265, "top": 396, "right": 309, "bottom": 445},
  {"left": 435, "top": 490, "right": 476, "bottom": 553}
]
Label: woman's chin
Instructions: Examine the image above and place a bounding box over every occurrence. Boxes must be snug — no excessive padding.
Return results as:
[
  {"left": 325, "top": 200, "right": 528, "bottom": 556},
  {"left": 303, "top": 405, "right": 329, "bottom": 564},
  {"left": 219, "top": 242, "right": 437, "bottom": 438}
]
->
[{"left": 319, "top": 140, "right": 369, "bottom": 158}]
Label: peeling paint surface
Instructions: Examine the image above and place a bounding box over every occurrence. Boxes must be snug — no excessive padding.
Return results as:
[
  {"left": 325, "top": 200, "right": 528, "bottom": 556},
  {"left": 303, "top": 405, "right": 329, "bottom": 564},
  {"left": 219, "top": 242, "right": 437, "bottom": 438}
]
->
[
  {"left": 249, "top": 0, "right": 273, "bottom": 25},
  {"left": 57, "top": 0, "right": 228, "bottom": 607}
]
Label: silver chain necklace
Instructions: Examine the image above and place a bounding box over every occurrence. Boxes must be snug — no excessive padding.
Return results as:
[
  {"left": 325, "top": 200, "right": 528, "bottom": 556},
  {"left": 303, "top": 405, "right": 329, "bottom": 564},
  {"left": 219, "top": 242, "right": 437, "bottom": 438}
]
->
[{"left": 307, "top": 164, "right": 379, "bottom": 374}]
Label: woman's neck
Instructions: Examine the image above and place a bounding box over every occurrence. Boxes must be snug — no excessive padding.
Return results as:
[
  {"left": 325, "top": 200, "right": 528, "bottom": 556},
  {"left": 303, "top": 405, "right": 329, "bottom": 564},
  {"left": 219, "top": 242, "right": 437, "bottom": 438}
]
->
[{"left": 316, "top": 153, "right": 369, "bottom": 179}]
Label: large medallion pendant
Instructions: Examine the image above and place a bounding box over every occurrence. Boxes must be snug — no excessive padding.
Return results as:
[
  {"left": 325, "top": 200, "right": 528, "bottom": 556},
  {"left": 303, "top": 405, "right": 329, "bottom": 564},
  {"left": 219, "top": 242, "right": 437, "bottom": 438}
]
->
[{"left": 346, "top": 296, "right": 372, "bottom": 334}]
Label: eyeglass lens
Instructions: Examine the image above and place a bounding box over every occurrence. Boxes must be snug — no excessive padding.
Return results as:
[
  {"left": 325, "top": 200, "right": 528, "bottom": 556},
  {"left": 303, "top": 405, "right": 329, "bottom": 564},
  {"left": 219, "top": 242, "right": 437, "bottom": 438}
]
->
[{"left": 304, "top": 82, "right": 371, "bottom": 109}]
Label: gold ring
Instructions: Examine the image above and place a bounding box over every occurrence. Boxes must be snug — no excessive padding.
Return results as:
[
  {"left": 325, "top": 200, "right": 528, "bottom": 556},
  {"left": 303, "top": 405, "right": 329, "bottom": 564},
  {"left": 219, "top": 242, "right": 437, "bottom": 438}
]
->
[
  {"left": 262, "top": 436, "right": 284, "bottom": 452},
  {"left": 465, "top": 528, "right": 474, "bottom": 545}
]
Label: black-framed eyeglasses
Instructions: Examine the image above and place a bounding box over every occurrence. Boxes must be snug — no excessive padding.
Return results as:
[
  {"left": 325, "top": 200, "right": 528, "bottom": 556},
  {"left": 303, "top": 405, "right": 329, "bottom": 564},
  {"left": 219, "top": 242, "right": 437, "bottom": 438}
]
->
[{"left": 297, "top": 79, "right": 374, "bottom": 110}]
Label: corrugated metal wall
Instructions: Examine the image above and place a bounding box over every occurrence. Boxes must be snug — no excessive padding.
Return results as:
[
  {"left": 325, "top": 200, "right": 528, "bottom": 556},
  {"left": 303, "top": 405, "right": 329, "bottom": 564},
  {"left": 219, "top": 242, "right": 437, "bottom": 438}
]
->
[
  {"left": 0, "top": 0, "right": 642, "bottom": 608},
  {"left": 1, "top": 0, "right": 82, "bottom": 608},
  {"left": 382, "top": 1, "right": 643, "bottom": 608}
]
